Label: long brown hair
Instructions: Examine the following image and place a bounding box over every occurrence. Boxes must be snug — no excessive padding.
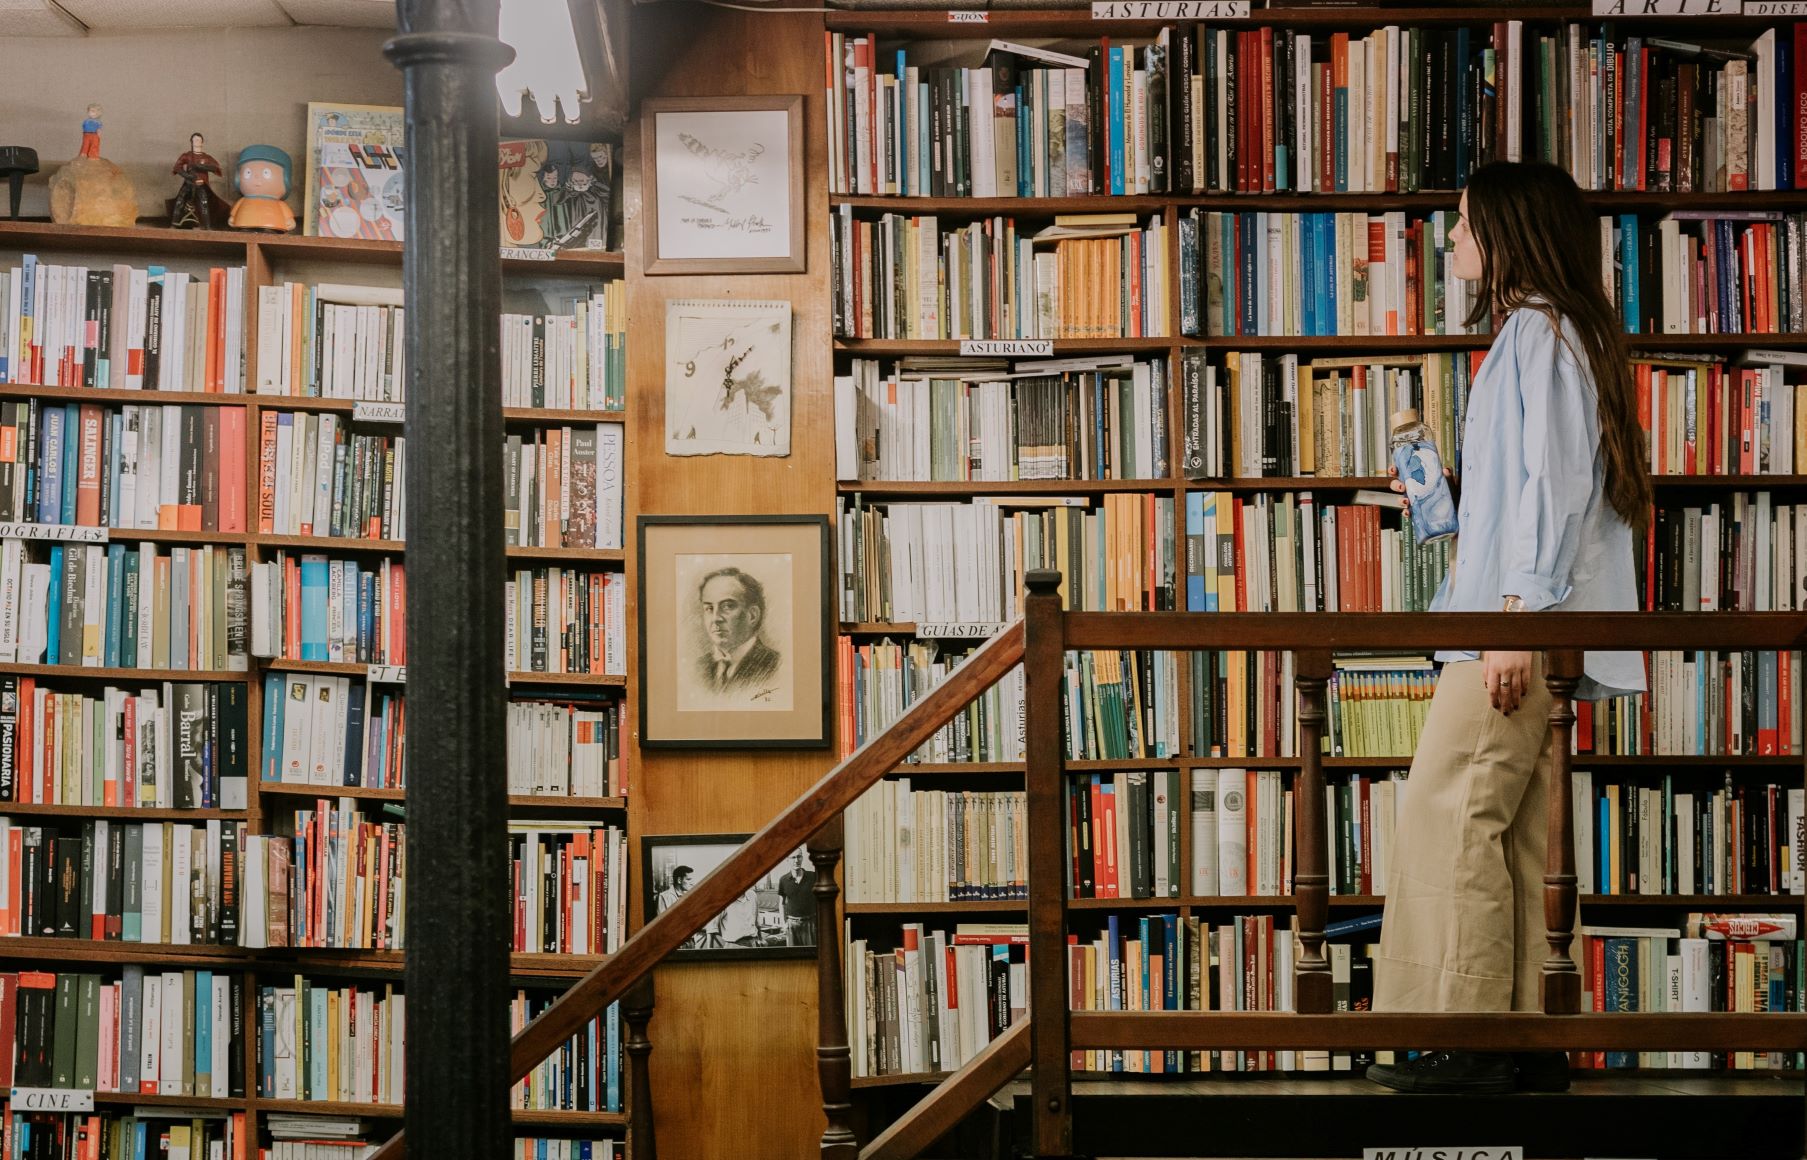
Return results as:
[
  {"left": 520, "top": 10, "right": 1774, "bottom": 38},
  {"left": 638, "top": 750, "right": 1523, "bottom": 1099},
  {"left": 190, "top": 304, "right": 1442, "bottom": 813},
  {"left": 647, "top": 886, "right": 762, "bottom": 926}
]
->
[{"left": 1462, "top": 161, "right": 1651, "bottom": 528}]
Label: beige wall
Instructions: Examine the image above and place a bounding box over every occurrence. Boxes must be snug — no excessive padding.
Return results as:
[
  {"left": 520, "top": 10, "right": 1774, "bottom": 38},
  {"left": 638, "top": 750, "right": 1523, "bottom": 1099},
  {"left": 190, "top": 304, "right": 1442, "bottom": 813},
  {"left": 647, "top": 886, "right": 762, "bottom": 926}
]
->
[{"left": 2, "top": 27, "right": 401, "bottom": 219}]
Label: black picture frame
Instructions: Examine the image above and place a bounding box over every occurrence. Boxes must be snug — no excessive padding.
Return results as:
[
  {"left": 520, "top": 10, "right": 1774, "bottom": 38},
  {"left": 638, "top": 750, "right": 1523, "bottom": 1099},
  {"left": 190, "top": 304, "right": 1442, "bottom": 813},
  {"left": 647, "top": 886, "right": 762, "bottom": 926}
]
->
[
  {"left": 641, "top": 834, "right": 818, "bottom": 961},
  {"left": 636, "top": 514, "right": 832, "bottom": 749}
]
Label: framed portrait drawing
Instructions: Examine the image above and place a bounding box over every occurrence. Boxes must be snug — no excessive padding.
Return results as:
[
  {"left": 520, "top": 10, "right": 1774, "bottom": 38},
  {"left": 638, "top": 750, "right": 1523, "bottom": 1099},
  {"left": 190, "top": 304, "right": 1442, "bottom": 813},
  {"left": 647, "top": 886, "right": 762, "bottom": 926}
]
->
[
  {"left": 638, "top": 515, "right": 831, "bottom": 748},
  {"left": 640, "top": 95, "right": 805, "bottom": 275},
  {"left": 642, "top": 835, "right": 818, "bottom": 961}
]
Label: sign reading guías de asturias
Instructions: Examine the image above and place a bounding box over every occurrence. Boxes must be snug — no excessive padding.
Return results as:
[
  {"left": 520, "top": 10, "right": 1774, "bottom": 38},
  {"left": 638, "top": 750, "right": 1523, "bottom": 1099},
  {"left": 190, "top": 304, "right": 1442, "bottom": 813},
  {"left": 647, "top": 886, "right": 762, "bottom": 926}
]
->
[{"left": 1091, "top": 1, "right": 1249, "bottom": 18}]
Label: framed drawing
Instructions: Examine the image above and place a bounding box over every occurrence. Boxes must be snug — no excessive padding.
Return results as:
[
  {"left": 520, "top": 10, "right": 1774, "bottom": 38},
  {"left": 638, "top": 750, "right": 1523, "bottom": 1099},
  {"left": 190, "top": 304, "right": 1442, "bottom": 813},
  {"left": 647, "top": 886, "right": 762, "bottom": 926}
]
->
[
  {"left": 641, "top": 95, "right": 805, "bottom": 274},
  {"left": 638, "top": 515, "right": 831, "bottom": 748},
  {"left": 665, "top": 298, "right": 791, "bottom": 458},
  {"left": 303, "top": 102, "right": 406, "bottom": 241},
  {"left": 643, "top": 835, "right": 818, "bottom": 961}
]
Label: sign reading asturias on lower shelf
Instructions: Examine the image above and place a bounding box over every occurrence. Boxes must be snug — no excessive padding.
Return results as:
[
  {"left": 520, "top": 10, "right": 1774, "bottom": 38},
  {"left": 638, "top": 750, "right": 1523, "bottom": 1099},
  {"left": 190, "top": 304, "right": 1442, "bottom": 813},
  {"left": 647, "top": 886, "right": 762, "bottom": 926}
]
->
[
  {"left": 10, "top": 1089, "right": 95, "bottom": 1113},
  {"left": 959, "top": 340, "right": 1052, "bottom": 357},
  {"left": 367, "top": 664, "right": 406, "bottom": 683},
  {"left": 916, "top": 623, "right": 1005, "bottom": 639},
  {"left": 0, "top": 523, "right": 107, "bottom": 543},
  {"left": 1090, "top": 0, "right": 1248, "bottom": 18},
  {"left": 351, "top": 401, "right": 406, "bottom": 424}
]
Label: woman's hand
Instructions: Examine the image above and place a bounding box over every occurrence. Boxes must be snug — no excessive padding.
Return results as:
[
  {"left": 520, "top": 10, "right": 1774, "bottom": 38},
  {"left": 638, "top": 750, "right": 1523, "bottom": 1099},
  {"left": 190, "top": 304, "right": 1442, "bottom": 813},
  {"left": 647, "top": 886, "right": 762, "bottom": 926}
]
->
[
  {"left": 1482, "top": 650, "right": 1535, "bottom": 714},
  {"left": 1387, "top": 463, "right": 1457, "bottom": 512}
]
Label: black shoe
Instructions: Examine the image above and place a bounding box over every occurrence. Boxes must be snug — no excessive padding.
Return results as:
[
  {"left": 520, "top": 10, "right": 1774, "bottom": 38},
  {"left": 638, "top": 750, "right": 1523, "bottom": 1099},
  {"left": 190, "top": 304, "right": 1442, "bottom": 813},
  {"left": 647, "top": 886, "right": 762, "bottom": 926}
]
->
[
  {"left": 1513, "top": 1050, "right": 1571, "bottom": 1092},
  {"left": 1365, "top": 1050, "right": 1516, "bottom": 1094}
]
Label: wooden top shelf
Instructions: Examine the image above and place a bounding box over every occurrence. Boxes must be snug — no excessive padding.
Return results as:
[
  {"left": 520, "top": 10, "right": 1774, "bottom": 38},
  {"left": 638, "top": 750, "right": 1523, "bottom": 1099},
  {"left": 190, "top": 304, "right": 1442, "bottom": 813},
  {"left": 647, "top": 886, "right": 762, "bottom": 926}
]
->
[
  {"left": 255, "top": 781, "right": 627, "bottom": 814},
  {"left": 833, "top": 190, "right": 1807, "bottom": 214},
  {"left": 837, "top": 337, "right": 1177, "bottom": 356},
  {"left": 826, "top": 6, "right": 1796, "bottom": 36}
]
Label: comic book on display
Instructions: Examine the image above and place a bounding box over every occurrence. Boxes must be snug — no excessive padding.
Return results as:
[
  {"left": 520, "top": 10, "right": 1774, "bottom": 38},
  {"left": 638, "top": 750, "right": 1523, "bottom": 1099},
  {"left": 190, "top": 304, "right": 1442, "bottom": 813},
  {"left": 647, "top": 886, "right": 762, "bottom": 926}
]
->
[
  {"left": 304, "top": 103, "right": 407, "bottom": 242},
  {"left": 499, "top": 139, "right": 615, "bottom": 253}
]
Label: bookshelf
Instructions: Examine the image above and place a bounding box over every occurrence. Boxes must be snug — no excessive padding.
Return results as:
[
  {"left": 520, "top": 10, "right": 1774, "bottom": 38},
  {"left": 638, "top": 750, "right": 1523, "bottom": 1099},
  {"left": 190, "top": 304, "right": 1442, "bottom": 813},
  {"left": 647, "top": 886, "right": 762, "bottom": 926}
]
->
[
  {"left": 824, "top": 3, "right": 1807, "bottom": 1092},
  {"left": 0, "top": 219, "right": 635, "bottom": 1151}
]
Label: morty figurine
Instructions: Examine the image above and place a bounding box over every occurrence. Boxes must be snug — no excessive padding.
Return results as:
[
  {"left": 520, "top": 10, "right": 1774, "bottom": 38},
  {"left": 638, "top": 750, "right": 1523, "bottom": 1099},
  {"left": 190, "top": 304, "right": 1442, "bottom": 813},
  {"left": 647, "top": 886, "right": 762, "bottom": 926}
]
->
[
  {"left": 170, "top": 133, "right": 228, "bottom": 230},
  {"left": 229, "top": 144, "right": 297, "bottom": 233}
]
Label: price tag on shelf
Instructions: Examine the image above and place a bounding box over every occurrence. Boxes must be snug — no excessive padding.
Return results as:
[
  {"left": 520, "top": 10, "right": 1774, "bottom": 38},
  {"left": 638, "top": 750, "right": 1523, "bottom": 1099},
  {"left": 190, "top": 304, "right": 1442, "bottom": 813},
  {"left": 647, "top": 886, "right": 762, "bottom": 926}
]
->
[
  {"left": 959, "top": 340, "right": 1053, "bottom": 358},
  {"left": 10, "top": 1089, "right": 95, "bottom": 1112},
  {"left": 352, "top": 401, "right": 406, "bottom": 425},
  {"left": 367, "top": 664, "right": 407, "bottom": 684},
  {"left": 0, "top": 523, "right": 106, "bottom": 544},
  {"left": 916, "top": 623, "right": 1004, "bottom": 640},
  {"left": 947, "top": 9, "right": 988, "bottom": 21},
  {"left": 501, "top": 247, "right": 558, "bottom": 261},
  {"left": 1091, "top": 1, "right": 1248, "bottom": 18}
]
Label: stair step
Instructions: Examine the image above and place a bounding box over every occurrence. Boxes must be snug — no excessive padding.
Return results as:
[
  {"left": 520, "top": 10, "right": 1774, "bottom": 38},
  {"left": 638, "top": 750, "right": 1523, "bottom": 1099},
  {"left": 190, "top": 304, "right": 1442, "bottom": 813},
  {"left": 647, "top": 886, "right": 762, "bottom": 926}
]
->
[{"left": 991, "top": 1075, "right": 1806, "bottom": 1159}]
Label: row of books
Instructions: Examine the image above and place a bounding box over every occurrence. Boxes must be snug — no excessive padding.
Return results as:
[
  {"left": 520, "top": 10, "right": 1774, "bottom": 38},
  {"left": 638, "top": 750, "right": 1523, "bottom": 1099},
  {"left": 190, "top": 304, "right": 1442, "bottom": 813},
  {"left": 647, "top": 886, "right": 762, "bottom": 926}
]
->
[
  {"left": 827, "top": 24, "right": 1807, "bottom": 199},
  {"left": 844, "top": 921, "right": 1024, "bottom": 1077},
  {"left": 1592, "top": 650, "right": 1799, "bottom": 757},
  {"left": 1066, "top": 770, "right": 1187, "bottom": 900},
  {"left": 844, "top": 784, "right": 1028, "bottom": 904},
  {"left": 259, "top": 413, "right": 406, "bottom": 542},
  {"left": 257, "top": 980, "right": 403, "bottom": 1105},
  {"left": 1588, "top": 775, "right": 1805, "bottom": 898},
  {"left": 1200, "top": 209, "right": 1478, "bottom": 339},
  {"left": 0, "top": 259, "right": 248, "bottom": 392},
  {"left": 505, "top": 696, "right": 625, "bottom": 800},
  {"left": 0, "top": 819, "right": 246, "bottom": 945},
  {"left": 836, "top": 356, "right": 1171, "bottom": 483},
  {"left": 507, "top": 993, "right": 622, "bottom": 1113},
  {"left": 0, "top": 678, "right": 249, "bottom": 810},
  {"left": 1647, "top": 495, "right": 1804, "bottom": 614},
  {"left": 0, "top": 967, "right": 243, "bottom": 1096},
  {"left": 509, "top": 1142, "right": 618, "bottom": 1160},
  {"left": 1190, "top": 650, "right": 1297, "bottom": 760},
  {"left": 1608, "top": 212, "right": 1806, "bottom": 335},
  {"left": 277, "top": 800, "right": 403, "bottom": 952},
  {"left": 509, "top": 825, "right": 626, "bottom": 956},
  {"left": 248, "top": 554, "right": 404, "bottom": 666},
  {"left": 503, "top": 424, "right": 625, "bottom": 551},
  {"left": 1577, "top": 920, "right": 1803, "bottom": 1070},
  {"left": 504, "top": 567, "right": 626, "bottom": 678},
  {"left": 0, "top": 401, "right": 249, "bottom": 532},
  {"left": 841, "top": 639, "right": 1181, "bottom": 763},
  {"left": 250, "top": 282, "right": 629, "bottom": 411},
  {"left": 829, "top": 210, "right": 1173, "bottom": 340},
  {"left": 836, "top": 495, "right": 1178, "bottom": 627},
  {"left": 1186, "top": 491, "right": 1453, "bottom": 615},
  {"left": 5, "top": 1110, "right": 246, "bottom": 1160},
  {"left": 1640, "top": 356, "right": 1806, "bottom": 476},
  {"left": 0, "top": 541, "right": 249, "bottom": 673},
  {"left": 259, "top": 674, "right": 398, "bottom": 792}
]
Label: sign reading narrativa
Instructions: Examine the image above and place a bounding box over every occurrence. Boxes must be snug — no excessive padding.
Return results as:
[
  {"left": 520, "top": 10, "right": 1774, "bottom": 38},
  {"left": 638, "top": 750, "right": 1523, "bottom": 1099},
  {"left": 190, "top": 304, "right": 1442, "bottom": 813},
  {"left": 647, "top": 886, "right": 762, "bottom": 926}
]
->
[
  {"left": 1092, "top": 1, "right": 1249, "bottom": 17},
  {"left": 1592, "top": 0, "right": 1742, "bottom": 12},
  {"left": 1358, "top": 1141, "right": 1517, "bottom": 1149},
  {"left": 1363, "top": 1151, "right": 1523, "bottom": 1160}
]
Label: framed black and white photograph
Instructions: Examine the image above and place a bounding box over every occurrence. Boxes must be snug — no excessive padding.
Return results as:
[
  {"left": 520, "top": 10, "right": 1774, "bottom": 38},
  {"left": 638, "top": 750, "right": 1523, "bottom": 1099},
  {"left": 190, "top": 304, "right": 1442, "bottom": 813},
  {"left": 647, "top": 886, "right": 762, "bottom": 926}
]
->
[
  {"left": 641, "top": 94, "right": 805, "bottom": 275},
  {"left": 643, "top": 834, "right": 818, "bottom": 960},
  {"left": 638, "top": 515, "right": 831, "bottom": 749}
]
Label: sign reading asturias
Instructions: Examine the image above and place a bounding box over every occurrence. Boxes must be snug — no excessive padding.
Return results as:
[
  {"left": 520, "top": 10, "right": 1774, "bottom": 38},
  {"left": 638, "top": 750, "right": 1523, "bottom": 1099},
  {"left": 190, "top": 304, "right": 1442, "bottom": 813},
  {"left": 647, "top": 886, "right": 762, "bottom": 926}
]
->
[
  {"left": 959, "top": 339, "right": 1053, "bottom": 357},
  {"left": 1091, "top": 1, "right": 1249, "bottom": 18}
]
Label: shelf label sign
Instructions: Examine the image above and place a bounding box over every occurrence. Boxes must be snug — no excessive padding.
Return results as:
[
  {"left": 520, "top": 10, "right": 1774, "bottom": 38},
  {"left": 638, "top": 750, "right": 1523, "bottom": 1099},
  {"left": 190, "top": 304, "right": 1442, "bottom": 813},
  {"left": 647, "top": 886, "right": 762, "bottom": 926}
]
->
[
  {"left": 1592, "top": 0, "right": 1740, "bottom": 11},
  {"left": 948, "top": 9, "right": 988, "bottom": 20},
  {"left": 1092, "top": 1, "right": 1249, "bottom": 17},
  {"left": 352, "top": 401, "right": 406, "bottom": 425},
  {"left": 501, "top": 247, "right": 558, "bottom": 261},
  {"left": 11, "top": 1088, "right": 95, "bottom": 1112},
  {"left": 959, "top": 340, "right": 1053, "bottom": 357},
  {"left": 917, "top": 623, "right": 1004, "bottom": 639},
  {"left": 1746, "top": 0, "right": 1807, "bottom": 11},
  {"left": 0, "top": 523, "right": 106, "bottom": 543},
  {"left": 1363, "top": 1151, "right": 1521, "bottom": 1160},
  {"left": 367, "top": 664, "right": 407, "bottom": 684}
]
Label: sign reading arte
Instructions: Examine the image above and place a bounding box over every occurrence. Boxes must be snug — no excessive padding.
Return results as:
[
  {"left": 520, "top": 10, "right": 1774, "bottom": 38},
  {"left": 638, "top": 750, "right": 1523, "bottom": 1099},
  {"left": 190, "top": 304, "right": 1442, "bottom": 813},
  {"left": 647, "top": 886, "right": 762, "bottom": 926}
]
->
[{"left": 1594, "top": 0, "right": 1803, "bottom": 13}]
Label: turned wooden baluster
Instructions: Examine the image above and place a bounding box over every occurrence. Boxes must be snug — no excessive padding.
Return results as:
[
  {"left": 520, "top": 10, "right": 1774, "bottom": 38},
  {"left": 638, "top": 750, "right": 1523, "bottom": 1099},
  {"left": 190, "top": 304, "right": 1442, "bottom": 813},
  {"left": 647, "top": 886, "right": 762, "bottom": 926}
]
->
[
  {"left": 624, "top": 974, "right": 657, "bottom": 1160},
  {"left": 1540, "top": 649, "right": 1584, "bottom": 1016},
  {"left": 1292, "top": 649, "right": 1334, "bottom": 1015},
  {"left": 810, "top": 816, "right": 858, "bottom": 1158}
]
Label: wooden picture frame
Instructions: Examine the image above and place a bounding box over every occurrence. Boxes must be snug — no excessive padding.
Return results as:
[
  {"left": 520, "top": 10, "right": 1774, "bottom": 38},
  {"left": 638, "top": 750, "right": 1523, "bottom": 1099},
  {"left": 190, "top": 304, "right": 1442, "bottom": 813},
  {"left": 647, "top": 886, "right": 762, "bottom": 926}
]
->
[
  {"left": 637, "top": 514, "right": 831, "bottom": 748},
  {"left": 642, "top": 834, "right": 819, "bottom": 961},
  {"left": 640, "top": 95, "right": 805, "bottom": 274}
]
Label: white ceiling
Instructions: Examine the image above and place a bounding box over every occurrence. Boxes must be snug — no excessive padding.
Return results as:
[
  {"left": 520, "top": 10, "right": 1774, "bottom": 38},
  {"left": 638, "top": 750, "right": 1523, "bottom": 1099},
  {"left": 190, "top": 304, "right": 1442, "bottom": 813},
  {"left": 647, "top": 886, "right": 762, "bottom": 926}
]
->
[{"left": 1, "top": 0, "right": 397, "bottom": 35}]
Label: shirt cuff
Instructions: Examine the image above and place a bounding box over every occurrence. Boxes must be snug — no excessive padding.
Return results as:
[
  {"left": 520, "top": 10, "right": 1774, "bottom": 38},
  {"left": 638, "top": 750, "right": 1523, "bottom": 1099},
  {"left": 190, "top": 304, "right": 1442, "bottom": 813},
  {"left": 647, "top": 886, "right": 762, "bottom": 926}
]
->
[{"left": 1502, "top": 571, "right": 1571, "bottom": 613}]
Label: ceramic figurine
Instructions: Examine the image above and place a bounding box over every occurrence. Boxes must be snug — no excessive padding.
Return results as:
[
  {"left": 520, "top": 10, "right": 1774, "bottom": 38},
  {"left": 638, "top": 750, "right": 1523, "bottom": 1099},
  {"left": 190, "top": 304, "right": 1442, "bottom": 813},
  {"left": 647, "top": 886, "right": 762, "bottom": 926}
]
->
[
  {"left": 229, "top": 144, "right": 297, "bottom": 233},
  {"left": 170, "top": 133, "right": 229, "bottom": 230},
  {"left": 48, "top": 102, "right": 137, "bottom": 227}
]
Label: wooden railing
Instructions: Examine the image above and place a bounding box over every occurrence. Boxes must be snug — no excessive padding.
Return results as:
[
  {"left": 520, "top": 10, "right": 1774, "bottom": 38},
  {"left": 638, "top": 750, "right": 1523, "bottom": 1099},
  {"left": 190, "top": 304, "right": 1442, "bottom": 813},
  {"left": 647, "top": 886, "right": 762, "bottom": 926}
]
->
[{"left": 368, "top": 576, "right": 1807, "bottom": 1160}]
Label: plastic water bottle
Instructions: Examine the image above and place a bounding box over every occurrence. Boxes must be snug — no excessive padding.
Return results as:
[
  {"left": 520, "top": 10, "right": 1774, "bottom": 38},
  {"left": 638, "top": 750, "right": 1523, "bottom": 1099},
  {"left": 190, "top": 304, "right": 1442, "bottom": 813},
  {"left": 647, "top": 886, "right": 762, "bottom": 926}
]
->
[{"left": 1389, "top": 408, "right": 1458, "bottom": 545}]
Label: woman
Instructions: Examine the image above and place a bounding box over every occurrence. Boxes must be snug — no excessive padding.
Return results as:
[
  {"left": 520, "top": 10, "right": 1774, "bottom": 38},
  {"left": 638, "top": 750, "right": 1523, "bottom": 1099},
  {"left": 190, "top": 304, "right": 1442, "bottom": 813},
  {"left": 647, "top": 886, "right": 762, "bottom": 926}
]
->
[{"left": 1365, "top": 161, "right": 1650, "bottom": 1095}]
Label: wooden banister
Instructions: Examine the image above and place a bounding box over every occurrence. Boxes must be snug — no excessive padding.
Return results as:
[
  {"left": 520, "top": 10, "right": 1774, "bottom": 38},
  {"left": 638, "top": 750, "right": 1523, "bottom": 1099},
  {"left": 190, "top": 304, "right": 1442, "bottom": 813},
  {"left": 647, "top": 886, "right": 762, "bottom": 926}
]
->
[
  {"left": 1540, "top": 650, "right": 1584, "bottom": 1016},
  {"left": 366, "top": 622, "right": 1026, "bottom": 1159},
  {"left": 858, "top": 1022, "right": 1033, "bottom": 1160},
  {"left": 1022, "top": 571, "right": 1072, "bottom": 1158},
  {"left": 1291, "top": 649, "right": 1334, "bottom": 1015},
  {"left": 810, "top": 816, "right": 858, "bottom": 1159}
]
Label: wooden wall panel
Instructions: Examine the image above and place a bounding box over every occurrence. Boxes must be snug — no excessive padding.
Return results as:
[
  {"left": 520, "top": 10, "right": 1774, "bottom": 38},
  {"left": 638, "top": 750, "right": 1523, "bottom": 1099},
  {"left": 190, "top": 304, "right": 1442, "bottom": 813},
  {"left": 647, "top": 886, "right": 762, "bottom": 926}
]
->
[{"left": 626, "top": 9, "right": 833, "bottom": 1157}]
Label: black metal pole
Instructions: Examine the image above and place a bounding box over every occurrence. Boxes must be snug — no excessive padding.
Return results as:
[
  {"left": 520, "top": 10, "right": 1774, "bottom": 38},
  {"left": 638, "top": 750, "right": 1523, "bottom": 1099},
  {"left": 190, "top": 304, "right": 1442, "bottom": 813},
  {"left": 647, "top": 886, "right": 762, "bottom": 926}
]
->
[{"left": 386, "top": 5, "right": 512, "bottom": 1159}]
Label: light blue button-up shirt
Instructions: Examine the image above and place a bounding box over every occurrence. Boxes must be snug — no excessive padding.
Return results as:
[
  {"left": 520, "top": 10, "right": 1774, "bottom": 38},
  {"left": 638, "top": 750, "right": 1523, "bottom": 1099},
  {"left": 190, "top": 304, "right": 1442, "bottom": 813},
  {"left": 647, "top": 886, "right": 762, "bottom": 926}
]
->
[{"left": 1430, "top": 303, "right": 1647, "bottom": 699}]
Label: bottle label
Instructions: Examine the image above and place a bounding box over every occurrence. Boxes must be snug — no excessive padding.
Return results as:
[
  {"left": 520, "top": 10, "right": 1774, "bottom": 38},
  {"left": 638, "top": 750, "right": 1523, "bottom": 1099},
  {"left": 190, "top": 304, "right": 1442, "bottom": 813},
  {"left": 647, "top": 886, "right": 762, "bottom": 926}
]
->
[{"left": 1393, "top": 440, "right": 1459, "bottom": 544}]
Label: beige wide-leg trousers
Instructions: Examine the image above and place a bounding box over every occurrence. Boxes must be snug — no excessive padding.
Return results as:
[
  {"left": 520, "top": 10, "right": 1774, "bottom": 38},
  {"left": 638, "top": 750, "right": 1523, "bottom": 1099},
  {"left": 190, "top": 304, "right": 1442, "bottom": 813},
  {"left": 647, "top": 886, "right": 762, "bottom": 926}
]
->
[{"left": 1374, "top": 658, "right": 1559, "bottom": 1013}]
